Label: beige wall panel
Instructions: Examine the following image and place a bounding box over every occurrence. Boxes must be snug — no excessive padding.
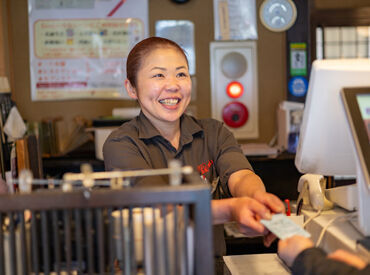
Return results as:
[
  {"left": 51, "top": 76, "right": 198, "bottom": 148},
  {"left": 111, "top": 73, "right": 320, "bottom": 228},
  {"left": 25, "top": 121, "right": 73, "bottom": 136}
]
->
[{"left": 7, "top": 0, "right": 289, "bottom": 144}]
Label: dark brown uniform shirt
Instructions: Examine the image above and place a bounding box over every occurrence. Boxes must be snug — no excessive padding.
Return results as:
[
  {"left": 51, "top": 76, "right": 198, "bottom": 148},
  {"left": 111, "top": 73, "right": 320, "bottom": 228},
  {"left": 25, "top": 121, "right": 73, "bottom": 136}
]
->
[{"left": 103, "top": 111, "right": 253, "bottom": 256}]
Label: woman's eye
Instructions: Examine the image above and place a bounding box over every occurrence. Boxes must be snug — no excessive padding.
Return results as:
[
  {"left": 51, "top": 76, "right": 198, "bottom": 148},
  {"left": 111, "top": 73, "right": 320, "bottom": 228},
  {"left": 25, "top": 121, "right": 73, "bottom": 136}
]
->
[
  {"left": 153, "top": 73, "right": 164, "bottom": 78},
  {"left": 177, "top": 72, "right": 188, "bottom": 77}
]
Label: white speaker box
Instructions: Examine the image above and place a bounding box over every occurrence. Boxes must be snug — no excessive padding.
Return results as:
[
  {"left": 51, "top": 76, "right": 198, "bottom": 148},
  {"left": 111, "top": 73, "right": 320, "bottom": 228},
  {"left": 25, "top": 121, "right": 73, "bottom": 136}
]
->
[{"left": 210, "top": 41, "right": 258, "bottom": 139}]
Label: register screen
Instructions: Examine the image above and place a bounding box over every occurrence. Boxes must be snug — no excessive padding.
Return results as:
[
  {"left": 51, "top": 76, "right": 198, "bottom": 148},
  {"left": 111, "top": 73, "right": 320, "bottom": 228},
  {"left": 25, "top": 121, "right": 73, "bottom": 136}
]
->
[{"left": 356, "top": 94, "right": 370, "bottom": 143}]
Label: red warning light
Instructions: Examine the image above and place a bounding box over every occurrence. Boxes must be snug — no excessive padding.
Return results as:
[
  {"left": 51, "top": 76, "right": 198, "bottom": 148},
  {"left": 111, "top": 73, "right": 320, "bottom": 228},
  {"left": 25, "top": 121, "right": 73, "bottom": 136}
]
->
[{"left": 226, "top": 81, "right": 244, "bottom": 98}]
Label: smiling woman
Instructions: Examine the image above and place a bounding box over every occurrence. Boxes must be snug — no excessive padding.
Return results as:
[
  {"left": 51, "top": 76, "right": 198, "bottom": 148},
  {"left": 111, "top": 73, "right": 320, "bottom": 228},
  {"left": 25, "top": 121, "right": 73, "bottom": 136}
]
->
[
  {"left": 124, "top": 46, "right": 192, "bottom": 148},
  {"left": 103, "top": 37, "right": 285, "bottom": 263}
]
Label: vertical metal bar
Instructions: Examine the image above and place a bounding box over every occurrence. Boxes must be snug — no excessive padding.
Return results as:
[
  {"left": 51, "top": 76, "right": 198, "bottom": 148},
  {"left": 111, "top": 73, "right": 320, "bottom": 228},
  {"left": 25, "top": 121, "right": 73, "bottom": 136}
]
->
[
  {"left": 183, "top": 204, "right": 189, "bottom": 275},
  {"left": 96, "top": 208, "right": 105, "bottom": 274},
  {"left": 141, "top": 207, "right": 147, "bottom": 275},
  {"left": 128, "top": 207, "right": 136, "bottom": 275},
  {"left": 152, "top": 207, "right": 158, "bottom": 275},
  {"left": 174, "top": 206, "right": 179, "bottom": 275},
  {"left": 161, "top": 205, "right": 169, "bottom": 275},
  {"left": 41, "top": 211, "right": 50, "bottom": 274},
  {"left": 63, "top": 209, "right": 72, "bottom": 273},
  {"left": 52, "top": 210, "right": 61, "bottom": 275},
  {"left": 85, "top": 208, "right": 94, "bottom": 274},
  {"left": 107, "top": 208, "right": 115, "bottom": 275},
  {"left": 31, "top": 211, "right": 39, "bottom": 274},
  {"left": 74, "top": 208, "right": 83, "bottom": 274},
  {"left": 118, "top": 208, "right": 125, "bottom": 275},
  {"left": 193, "top": 189, "right": 214, "bottom": 275},
  {"left": 0, "top": 213, "right": 4, "bottom": 275},
  {"left": 8, "top": 212, "right": 17, "bottom": 275},
  {"left": 123, "top": 208, "right": 130, "bottom": 275},
  {"left": 19, "top": 211, "right": 28, "bottom": 275}
]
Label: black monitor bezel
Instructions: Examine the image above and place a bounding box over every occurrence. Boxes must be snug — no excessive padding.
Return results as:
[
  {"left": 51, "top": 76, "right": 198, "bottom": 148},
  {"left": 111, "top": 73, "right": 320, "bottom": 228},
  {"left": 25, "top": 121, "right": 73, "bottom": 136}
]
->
[{"left": 341, "top": 87, "right": 370, "bottom": 182}]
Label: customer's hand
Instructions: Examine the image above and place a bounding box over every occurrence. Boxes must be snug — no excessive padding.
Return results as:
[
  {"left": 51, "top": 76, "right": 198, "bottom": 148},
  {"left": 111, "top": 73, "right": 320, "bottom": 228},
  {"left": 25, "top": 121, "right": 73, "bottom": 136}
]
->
[
  {"left": 328, "top": 249, "right": 368, "bottom": 270},
  {"left": 278, "top": 235, "right": 314, "bottom": 266}
]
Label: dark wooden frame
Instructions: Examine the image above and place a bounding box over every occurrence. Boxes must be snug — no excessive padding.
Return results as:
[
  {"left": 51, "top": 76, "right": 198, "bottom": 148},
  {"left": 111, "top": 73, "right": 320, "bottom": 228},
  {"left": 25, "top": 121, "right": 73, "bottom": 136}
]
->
[{"left": 310, "top": 7, "right": 370, "bottom": 62}]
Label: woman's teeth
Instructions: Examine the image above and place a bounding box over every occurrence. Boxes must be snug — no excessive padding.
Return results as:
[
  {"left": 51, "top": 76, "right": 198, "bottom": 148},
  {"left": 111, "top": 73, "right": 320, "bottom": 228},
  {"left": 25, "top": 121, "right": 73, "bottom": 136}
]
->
[{"left": 159, "top": 98, "right": 179, "bottom": 105}]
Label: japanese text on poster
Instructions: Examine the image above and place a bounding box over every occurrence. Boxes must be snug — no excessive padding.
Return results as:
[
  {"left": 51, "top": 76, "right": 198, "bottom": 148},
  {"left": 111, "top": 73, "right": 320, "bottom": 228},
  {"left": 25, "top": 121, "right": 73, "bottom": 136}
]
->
[{"left": 28, "top": 0, "right": 148, "bottom": 100}]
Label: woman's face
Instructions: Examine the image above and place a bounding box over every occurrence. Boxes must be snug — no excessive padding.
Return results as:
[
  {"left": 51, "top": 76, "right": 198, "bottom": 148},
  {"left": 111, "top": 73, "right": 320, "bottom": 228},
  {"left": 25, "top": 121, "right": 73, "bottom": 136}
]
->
[{"left": 126, "top": 47, "right": 192, "bottom": 127}]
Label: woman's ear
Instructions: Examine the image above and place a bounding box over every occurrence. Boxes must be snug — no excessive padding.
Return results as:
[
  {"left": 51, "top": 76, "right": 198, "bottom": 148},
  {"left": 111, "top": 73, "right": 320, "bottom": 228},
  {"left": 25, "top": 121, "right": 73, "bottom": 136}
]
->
[{"left": 125, "top": 79, "right": 138, "bottom": 99}]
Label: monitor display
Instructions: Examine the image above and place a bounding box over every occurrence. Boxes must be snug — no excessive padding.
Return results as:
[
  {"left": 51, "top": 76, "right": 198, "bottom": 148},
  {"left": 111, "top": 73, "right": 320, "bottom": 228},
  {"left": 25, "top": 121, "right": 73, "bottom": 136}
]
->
[
  {"left": 341, "top": 88, "right": 370, "bottom": 185},
  {"left": 295, "top": 59, "right": 370, "bottom": 177},
  {"left": 341, "top": 87, "right": 370, "bottom": 235},
  {"left": 356, "top": 94, "right": 370, "bottom": 143}
]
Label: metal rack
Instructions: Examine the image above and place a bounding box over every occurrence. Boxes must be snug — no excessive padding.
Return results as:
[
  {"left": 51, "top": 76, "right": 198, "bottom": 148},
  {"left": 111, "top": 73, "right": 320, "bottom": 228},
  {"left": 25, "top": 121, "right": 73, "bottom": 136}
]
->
[{"left": 0, "top": 163, "right": 214, "bottom": 275}]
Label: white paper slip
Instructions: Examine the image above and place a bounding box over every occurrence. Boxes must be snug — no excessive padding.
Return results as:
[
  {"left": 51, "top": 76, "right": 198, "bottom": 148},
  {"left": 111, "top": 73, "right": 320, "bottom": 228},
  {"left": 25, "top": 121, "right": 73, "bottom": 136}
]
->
[{"left": 260, "top": 213, "right": 311, "bottom": 240}]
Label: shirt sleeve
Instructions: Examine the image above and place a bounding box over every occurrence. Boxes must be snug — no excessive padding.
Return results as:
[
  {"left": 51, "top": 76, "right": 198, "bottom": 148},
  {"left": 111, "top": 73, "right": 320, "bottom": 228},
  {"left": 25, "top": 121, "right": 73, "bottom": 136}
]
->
[
  {"left": 103, "top": 135, "right": 166, "bottom": 186},
  {"left": 214, "top": 124, "right": 253, "bottom": 197},
  {"left": 291, "top": 247, "right": 370, "bottom": 275}
]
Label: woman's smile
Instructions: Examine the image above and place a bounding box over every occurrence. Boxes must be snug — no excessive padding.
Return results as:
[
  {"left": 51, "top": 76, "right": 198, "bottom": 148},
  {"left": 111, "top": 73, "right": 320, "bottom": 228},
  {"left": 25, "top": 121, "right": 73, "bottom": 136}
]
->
[
  {"left": 158, "top": 97, "right": 181, "bottom": 108},
  {"left": 159, "top": 98, "right": 180, "bottom": 105}
]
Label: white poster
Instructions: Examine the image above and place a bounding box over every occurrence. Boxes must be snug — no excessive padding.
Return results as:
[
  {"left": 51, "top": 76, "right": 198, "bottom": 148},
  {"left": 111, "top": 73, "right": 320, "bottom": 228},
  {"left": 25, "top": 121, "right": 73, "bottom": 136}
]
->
[
  {"left": 28, "top": 0, "right": 148, "bottom": 101},
  {"left": 213, "top": 0, "right": 257, "bottom": 41}
]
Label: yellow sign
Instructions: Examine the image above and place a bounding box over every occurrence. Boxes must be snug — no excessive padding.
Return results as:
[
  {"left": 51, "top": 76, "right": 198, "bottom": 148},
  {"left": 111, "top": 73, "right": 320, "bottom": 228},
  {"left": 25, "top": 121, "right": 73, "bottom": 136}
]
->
[{"left": 34, "top": 18, "right": 143, "bottom": 59}]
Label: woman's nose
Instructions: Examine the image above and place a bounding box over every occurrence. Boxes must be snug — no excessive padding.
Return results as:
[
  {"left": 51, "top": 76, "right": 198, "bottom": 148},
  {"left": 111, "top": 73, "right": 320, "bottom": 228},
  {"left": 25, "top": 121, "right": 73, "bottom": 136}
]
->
[{"left": 165, "top": 76, "right": 179, "bottom": 91}]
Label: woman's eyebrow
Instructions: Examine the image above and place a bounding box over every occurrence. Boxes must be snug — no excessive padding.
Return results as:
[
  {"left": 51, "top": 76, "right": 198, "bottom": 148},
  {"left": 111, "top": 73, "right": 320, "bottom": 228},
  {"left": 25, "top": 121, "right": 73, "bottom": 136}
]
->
[
  {"left": 149, "top": 65, "right": 187, "bottom": 71},
  {"left": 150, "top": 66, "right": 166, "bottom": 71}
]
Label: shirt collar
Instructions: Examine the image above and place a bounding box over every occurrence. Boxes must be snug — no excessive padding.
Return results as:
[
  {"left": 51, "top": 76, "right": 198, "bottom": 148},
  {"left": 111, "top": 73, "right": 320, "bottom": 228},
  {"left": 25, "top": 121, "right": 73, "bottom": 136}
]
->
[
  {"left": 180, "top": 114, "right": 203, "bottom": 144},
  {"left": 137, "top": 111, "right": 162, "bottom": 139},
  {"left": 137, "top": 111, "right": 203, "bottom": 142}
]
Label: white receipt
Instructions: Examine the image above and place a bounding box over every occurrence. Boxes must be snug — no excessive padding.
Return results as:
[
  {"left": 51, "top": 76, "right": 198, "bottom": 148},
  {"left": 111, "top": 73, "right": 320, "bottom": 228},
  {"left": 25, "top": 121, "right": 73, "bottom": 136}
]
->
[{"left": 261, "top": 213, "right": 311, "bottom": 240}]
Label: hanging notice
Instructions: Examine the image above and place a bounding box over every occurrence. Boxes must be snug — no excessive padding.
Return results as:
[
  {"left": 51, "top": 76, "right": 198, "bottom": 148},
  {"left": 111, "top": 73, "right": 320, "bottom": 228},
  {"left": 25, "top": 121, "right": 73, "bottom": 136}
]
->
[
  {"left": 213, "top": 0, "right": 257, "bottom": 40},
  {"left": 28, "top": 0, "right": 148, "bottom": 101}
]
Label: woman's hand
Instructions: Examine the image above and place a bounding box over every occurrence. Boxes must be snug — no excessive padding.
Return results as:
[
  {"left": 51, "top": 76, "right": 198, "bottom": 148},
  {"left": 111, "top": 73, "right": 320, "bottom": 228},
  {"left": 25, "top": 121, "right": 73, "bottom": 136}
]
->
[
  {"left": 228, "top": 170, "right": 285, "bottom": 215},
  {"left": 252, "top": 190, "right": 286, "bottom": 214},
  {"left": 252, "top": 190, "right": 285, "bottom": 246},
  {"left": 222, "top": 170, "right": 286, "bottom": 242},
  {"left": 229, "top": 197, "right": 272, "bottom": 236},
  {"left": 278, "top": 235, "right": 314, "bottom": 266}
]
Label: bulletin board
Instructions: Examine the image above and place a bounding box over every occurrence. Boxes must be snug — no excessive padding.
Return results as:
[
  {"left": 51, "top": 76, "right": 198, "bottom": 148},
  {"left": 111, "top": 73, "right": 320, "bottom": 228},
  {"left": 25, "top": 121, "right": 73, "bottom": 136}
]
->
[{"left": 28, "top": 0, "right": 148, "bottom": 101}]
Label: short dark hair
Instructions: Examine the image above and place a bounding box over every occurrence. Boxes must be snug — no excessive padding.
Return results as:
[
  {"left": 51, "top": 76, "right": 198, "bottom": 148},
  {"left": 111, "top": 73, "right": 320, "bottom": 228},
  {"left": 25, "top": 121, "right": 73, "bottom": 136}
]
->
[{"left": 126, "top": 37, "right": 189, "bottom": 88}]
